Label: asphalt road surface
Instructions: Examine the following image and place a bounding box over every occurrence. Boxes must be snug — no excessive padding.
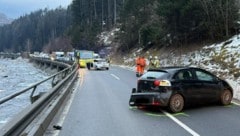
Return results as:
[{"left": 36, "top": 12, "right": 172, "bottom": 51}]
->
[{"left": 54, "top": 66, "right": 240, "bottom": 136}]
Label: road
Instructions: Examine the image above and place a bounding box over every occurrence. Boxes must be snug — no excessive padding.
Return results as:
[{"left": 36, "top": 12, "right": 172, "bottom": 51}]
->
[{"left": 54, "top": 66, "right": 240, "bottom": 136}]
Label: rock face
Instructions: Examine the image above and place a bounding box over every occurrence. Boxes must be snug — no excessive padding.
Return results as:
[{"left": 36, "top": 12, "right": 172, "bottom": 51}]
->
[{"left": 0, "top": 13, "right": 13, "bottom": 26}]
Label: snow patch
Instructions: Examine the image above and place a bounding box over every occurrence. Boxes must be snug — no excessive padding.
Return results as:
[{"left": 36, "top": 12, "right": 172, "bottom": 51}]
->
[
  {"left": 226, "top": 79, "right": 240, "bottom": 100},
  {"left": 98, "top": 27, "right": 120, "bottom": 45}
]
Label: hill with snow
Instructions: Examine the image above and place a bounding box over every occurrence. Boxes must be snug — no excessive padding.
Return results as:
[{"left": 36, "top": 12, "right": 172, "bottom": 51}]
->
[
  {"left": 98, "top": 28, "right": 240, "bottom": 101},
  {"left": 160, "top": 35, "right": 240, "bottom": 101}
]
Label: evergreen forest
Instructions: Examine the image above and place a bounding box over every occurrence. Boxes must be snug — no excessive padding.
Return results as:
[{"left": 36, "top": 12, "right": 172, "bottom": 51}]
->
[{"left": 0, "top": 0, "right": 239, "bottom": 53}]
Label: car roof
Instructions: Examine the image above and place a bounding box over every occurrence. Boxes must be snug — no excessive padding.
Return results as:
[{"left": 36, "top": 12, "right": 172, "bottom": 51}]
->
[{"left": 148, "top": 66, "right": 195, "bottom": 74}]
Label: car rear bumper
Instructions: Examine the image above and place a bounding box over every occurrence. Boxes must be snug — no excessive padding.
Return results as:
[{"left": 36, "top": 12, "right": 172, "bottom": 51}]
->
[
  {"left": 129, "top": 92, "right": 168, "bottom": 107},
  {"left": 95, "top": 64, "right": 109, "bottom": 69},
  {"left": 95, "top": 66, "right": 109, "bottom": 69}
]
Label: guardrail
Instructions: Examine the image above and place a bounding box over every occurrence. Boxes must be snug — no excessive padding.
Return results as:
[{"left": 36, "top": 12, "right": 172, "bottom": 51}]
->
[
  {"left": 0, "top": 57, "right": 78, "bottom": 136},
  {"left": 30, "top": 57, "right": 72, "bottom": 71},
  {"left": 0, "top": 53, "right": 21, "bottom": 59}
]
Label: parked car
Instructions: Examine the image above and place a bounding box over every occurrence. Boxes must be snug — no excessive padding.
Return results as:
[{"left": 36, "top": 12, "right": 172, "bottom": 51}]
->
[
  {"left": 90, "top": 58, "right": 110, "bottom": 70},
  {"left": 129, "top": 67, "right": 233, "bottom": 113}
]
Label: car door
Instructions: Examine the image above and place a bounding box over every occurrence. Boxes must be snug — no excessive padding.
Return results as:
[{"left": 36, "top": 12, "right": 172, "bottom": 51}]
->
[
  {"left": 192, "top": 68, "right": 221, "bottom": 102},
  {"left": 173, "top": 69, "right": 202, "bottom": 103}
]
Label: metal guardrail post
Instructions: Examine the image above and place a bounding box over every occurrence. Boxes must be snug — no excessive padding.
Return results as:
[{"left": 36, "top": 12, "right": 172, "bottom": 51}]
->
[
  {"left": 30, "top": 86, "right": 37, "bottom": 103},
  {"left": 52, "top": 75, "right": 58, "bottom": 87}
]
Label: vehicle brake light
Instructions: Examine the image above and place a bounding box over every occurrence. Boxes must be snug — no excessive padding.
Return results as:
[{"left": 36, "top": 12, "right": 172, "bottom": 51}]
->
[
  {"left": 154, "top": 80, "right": 160, "bottom": 86},
  {"left": 151, "top": 98, "right": 160, "bottom": 105},
  {"left": 154, "top": 80, "right": 171, "bottom": 87},
  {"left": 152, "top": 101, "right": 160, "bottom": 105}
]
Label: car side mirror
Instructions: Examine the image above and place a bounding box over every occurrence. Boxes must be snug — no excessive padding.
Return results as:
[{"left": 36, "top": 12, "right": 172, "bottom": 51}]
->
[{"left": 132, "top": 88, "right": 136, "bottom": 93}]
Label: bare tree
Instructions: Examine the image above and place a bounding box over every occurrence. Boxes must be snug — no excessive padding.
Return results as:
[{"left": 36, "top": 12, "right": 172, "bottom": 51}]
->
[{"left": 114, "top": 0, "right": 117, "bottom": 25}]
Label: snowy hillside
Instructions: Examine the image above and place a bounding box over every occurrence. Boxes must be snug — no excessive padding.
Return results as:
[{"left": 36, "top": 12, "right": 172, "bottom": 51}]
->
[
  {"left": 99, "top": 28, "right": 240, "bottom": 101},
  {"left": 161, "top": 34, "right": 240, "bottom": 101}
]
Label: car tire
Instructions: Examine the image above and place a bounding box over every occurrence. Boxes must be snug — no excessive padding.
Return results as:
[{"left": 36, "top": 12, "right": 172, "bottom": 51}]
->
[
  {"left": 220, "top": 89, "right": 232, "bottom": 105},
  {"left": 86, "top": 63, "right": 91, "bottom": 70},
  {"left": 169, "top": 94, "right": 184, "bottom": 113}
]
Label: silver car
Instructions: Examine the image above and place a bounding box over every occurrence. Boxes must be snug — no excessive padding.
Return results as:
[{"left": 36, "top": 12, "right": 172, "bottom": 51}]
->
[{"left": 93, "top": 58, "right": 110, "bottom": 70}]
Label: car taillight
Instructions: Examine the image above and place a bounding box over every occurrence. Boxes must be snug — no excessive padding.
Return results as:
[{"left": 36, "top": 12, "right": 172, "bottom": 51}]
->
[
  {"left": 154, "top": 80, "right": 160, "bottom": 86},
  {"left": 152, "top": 101, "right": 160, "bottom": 105},
  {"left": 154, "top": 80, "right": 171, "bottom": 87}
]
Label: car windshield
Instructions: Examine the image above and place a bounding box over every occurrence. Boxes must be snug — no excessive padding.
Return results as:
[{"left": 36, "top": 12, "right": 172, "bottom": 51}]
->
[
  {"left": 80, "top": 52, "right": 93, "bottom": 59},
  {"left": 94, "top": 59, "right": 106, "bottom": 62}
]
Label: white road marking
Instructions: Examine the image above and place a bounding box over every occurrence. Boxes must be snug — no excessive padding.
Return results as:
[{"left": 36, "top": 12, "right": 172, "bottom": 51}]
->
[
  {"left": 111, "top": 74, "right": 120, "bottom": 80},
  {"left": 232, "top": 101, "right": 240, "bottom": 106},
  {"left": 161, "top": 110, "right": 200, "bottom": 136}
]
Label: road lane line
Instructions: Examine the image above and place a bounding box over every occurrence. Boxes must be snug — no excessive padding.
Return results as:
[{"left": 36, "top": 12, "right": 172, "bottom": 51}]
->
[
  {"left": 79, "top": 69, "right": 85, "bottom": 86},
  {"left": 232, "top": 101, "right": 240, "bottom": 106},
  {"left": 111, "top": 74, "right": 120, "bottom": 80},
  {"left": 161, "top": 110, "right": 200, "bottom": 136}
]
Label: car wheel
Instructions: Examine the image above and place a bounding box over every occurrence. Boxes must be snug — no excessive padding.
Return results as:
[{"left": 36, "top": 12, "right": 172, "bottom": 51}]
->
[
  {"left": 220, "top": 89, "right": 232, "bottom": 105},
  {"left": 169, "top": 94, "right": 184, "bottom": 113}
]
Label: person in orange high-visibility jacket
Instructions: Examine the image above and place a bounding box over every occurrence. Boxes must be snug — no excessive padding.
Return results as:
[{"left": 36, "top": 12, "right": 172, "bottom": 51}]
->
[
  {"left": 135, "top": 56, "right": 141, "bottom": 77},
  {"left": 135, "top": 56, "right": 146, "bottom": 77}
]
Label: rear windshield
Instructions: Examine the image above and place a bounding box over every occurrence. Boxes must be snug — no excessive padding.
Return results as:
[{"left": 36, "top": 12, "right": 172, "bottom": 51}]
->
[
  {"left": 141, "top": 71, "right": 169, "bottom": 79},
  {"left": 94, "top": 59, "right": 106, "bottom": 62}
]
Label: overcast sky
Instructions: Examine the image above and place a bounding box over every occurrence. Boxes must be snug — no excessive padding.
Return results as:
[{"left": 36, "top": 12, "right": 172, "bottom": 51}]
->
[{"left": 0, "top": 0, "right": 72, "bottom": 19}]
